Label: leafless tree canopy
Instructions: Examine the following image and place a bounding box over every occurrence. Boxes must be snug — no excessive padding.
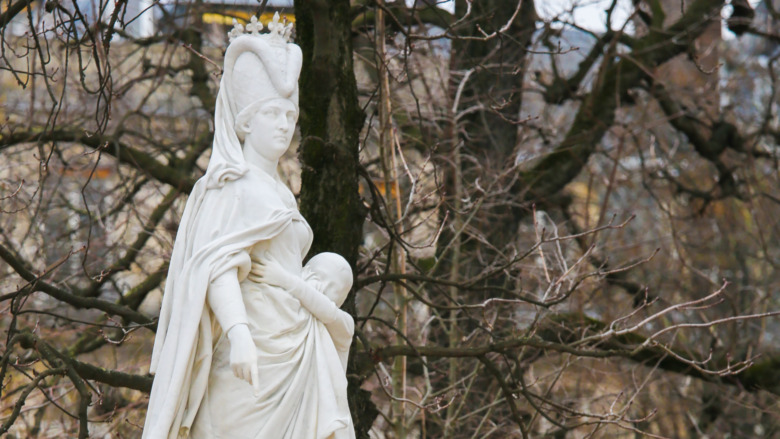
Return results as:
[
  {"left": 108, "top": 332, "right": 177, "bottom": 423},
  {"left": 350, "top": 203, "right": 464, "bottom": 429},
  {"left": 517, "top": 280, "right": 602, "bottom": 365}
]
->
[{"left": 1, "top": 0, "right": 779, "bottom": 438}]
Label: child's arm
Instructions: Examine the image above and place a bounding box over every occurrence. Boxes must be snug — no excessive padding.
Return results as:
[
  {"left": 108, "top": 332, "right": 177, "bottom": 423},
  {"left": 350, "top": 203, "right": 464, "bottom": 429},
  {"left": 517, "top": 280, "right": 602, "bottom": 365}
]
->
[
  {"left": 325, "top": 312, "right": 354, "bottom": 371},
  {"left": 249, "top": 258, "right": 342, "bottom": 324},
  {"left": 288, "top": 276, "right": 343, "bottom": 324},
  {"left": 250, "top": 259, "right": 354, "bottom": 370}
]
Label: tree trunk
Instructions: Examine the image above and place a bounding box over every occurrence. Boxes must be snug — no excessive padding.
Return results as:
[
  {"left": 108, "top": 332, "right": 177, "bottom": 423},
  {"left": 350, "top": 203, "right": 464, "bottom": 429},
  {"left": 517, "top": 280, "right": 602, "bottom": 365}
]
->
[{"left": 294, "top": 0, "right": 375, "bottom": 435}]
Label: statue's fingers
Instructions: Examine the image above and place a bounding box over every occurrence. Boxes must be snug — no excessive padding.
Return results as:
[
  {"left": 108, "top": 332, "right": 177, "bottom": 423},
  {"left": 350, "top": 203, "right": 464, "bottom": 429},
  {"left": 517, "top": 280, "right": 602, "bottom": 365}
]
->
[
  {"left": 251, "top": 363, "right": 260, "bottom": 396},
  {"left": 250, "top": 264, "right": 265, "bottom": 276},
  {"left": 247, "top": 266, "right": 266, "bottom": 280},
  {"left": 243, "top": 364, "right": 251, "bottom": 383}
]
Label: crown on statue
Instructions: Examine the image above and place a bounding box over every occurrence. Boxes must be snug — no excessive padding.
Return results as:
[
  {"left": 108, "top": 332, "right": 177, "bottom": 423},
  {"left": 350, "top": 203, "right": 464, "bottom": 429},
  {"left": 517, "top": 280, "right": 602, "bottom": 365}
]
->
[{"left": 228, "top": 12, "right": 293, "bottom": 44}]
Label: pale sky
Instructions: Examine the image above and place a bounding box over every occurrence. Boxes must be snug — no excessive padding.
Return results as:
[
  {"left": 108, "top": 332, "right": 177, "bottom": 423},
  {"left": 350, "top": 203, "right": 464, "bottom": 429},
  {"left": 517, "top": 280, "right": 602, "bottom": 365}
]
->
[
  {"left": 537, "top": 0, "right": 634, "bottom": 32},
  {"left": 437, "top": 0, "right": 763, "bottom": 34},
  {"left": 433, "top": 0, "right": 633, "bottom": 32},
  {"left": 537, "top": 0, "right": 764, "bottom": 34}
]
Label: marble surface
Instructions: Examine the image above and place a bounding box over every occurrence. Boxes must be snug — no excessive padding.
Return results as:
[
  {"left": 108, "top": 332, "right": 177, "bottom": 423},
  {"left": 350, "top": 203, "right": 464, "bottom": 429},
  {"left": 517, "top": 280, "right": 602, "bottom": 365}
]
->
[{"left": 143, "top": 14, "right": 355, "bottom": 439}]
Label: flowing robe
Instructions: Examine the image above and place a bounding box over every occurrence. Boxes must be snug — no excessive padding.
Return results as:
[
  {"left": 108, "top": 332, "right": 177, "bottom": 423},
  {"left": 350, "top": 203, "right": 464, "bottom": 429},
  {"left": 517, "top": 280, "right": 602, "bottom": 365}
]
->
[{"left": 143, "top": 170, "right": 352, "bottom": 439}]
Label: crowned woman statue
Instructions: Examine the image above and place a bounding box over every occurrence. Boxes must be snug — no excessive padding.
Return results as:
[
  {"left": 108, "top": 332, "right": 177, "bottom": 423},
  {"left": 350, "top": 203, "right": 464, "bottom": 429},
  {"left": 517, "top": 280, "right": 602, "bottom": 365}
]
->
[{"left": 142, "top": 15, "right": 355, "bottom": 439}]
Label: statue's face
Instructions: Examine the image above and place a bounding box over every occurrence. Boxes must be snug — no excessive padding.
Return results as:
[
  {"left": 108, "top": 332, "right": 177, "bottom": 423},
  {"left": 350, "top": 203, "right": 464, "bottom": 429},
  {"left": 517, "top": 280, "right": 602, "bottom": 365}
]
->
[{"left": 244, "top": 98, "right": 298, "bottom": 161}]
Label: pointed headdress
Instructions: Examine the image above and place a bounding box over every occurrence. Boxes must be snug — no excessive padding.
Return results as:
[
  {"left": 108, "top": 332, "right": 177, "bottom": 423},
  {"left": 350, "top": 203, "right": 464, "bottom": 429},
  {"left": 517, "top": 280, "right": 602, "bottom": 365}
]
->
[{"left": 206, "top": 13, "right": 302, "bottom": 189}]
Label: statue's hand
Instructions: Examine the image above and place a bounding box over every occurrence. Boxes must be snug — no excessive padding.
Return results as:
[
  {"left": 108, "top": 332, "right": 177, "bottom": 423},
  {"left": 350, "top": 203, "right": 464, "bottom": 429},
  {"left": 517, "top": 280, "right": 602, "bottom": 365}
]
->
[
  {"left": 248, "top": 257, "right": 295, "bottom": 289},
  {"left": 226, "top": 323, "right": 260, "bottom": 395}
]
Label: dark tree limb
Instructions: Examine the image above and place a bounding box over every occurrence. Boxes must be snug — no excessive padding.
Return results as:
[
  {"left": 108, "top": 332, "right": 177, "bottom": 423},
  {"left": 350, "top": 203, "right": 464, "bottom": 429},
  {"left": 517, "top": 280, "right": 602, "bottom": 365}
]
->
[
  {"left": 351, "top": 2, "right": 456, "bottom": 32},
  {"left": 0, "top": 0, "right": 29, "bottom": 29},
  {"left": 16, "top": 331, "right": 153, "bottom": 393},
  {"left": 0, "top": 368, "right": 65, "bottom": 435},
  {"left": 478, "top": 355, "right": 530, "bottom": 438},
  {"left": 82, "top": 189, "right": 179, "bottom": 298},
  {"left": 0, "top": 243, "right": 155, "bottom": 328},
  {"left": 0, "top": 129, "right": 196, "bottom": 193},
  {"left": 518, "top": 0, "right": 725, "bottom": 204},
  {"left": 377, "top": 311, "right": 780, "bottom": 396}
]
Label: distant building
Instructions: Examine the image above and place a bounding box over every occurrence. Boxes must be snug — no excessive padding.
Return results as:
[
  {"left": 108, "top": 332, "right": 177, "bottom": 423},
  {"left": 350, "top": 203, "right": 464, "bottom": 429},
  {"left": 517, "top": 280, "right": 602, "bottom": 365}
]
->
[
  {"left": 3, "top": 1, "right": 294, "bottom": 40},
  {"left": 156, "top": 0, "right": 295, "bottom": 45}
]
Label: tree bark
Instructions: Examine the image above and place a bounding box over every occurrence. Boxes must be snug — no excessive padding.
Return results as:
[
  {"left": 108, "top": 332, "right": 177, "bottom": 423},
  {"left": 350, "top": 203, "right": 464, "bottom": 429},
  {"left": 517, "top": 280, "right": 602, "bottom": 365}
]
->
[{"left": 294, "top": 0, "right": 375, "bottom": 435}]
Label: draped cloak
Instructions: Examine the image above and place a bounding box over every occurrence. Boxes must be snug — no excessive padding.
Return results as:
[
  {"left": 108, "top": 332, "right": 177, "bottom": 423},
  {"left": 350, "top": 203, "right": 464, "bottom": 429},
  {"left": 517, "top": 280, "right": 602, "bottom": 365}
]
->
[
  {"left": 142, "top": 32, "right": 351, "bottom": 438},
  {"left": 142, "top": 170, "right": 353, "bottom": 439}
]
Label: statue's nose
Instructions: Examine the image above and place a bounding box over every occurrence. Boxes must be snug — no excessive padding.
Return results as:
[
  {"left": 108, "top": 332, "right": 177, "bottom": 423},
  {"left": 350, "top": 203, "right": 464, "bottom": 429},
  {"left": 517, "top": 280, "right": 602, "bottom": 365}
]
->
[{"left": 278, "top": 115, "right": 290, "bottom": 132}]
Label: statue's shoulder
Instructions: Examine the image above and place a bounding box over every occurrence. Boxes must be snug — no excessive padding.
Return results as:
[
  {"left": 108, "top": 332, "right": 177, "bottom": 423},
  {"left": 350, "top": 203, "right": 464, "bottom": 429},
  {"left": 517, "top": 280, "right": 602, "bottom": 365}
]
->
[
  {"left": 224, "top": 172, "right": 289, "bottom": 210},
  {"left": 192, "top": 170, "right": 292, "bottom": 221}
]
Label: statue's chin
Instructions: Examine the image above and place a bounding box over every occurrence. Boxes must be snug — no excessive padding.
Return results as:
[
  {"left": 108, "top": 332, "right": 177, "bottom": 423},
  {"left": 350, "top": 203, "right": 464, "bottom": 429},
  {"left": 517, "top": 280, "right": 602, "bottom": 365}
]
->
[
  {"left": 272, "top": 138, "right": 291, "bottom": 153},
  {"left": 266, "top": 141, "right": 290, "bottom": 160},
  {"left": 242, "top": 139, "right": 290, "bottom": 164}
]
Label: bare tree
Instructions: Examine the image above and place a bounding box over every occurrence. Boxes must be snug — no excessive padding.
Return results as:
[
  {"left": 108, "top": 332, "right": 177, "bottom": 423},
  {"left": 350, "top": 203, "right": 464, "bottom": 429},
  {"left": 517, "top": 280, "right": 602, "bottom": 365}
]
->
[{"left": 1, "top": 0, "right": 778, "bottom": 438}]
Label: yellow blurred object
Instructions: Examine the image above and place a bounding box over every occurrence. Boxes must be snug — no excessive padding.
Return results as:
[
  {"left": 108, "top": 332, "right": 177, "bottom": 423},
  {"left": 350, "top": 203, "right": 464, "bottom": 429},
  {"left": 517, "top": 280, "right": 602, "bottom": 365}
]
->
[
  {"left": 203, "top": 12, "right": 248, "bottom": 25},
  {"left": 60, "top": 165, "right": 113, "bottom": 180},
  {"left": 360, "top": 179, "right": 398, "bottom": 200},
  {"left": 566, "top": 181, "right": 600, "bottom": 225},
  {"left": 202, "top": 11, "right": 295, "bottom": 26}
]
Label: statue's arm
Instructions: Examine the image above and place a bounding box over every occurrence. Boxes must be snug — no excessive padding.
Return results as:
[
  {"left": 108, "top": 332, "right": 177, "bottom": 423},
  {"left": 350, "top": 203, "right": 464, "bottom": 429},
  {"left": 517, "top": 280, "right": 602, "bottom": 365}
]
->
[
  {"left": 326, "top": 312, "right": 354, "bottom": 369},
  {"left": 207, "top": 268, "right": 260, "bottom": 393},
  {"left": 287, "top": 280, "right": 355, "bottom": 347},
  {"left": 248, "top": 259, "right": 354, "bottom": 370},
  {"left": 208, "top": 269, "right": 249, "bottom": 333},
  {"left": 288, "top": 278, "right": 343, "bottom": 324},
  {"left": 271, "top": 273, "right": 355, "bottom": 370},
  {"left": 247, "top": 259, "right": 341, "bottom": 323}
]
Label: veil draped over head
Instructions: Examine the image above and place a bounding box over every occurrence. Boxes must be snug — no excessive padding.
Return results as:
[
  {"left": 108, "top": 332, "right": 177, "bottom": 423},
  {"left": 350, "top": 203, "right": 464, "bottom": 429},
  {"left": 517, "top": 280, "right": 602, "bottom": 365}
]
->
[
  {"left": 205, "top": 32, "right": 302, "bottom": 189},
  {"left": 143, "top": 22, "right": 303, "bottom": 439}
]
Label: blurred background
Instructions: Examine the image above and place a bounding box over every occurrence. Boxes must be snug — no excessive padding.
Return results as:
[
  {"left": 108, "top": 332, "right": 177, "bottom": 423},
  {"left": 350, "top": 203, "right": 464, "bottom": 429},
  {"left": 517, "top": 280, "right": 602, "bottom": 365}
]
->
[{"left": 1, "top": 0, "right": 778, "bottom": 437}]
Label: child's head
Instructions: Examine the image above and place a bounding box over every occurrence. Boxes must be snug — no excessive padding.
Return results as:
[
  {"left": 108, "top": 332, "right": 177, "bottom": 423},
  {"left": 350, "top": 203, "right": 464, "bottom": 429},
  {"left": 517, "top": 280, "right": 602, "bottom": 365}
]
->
[{"left": 302, "top": 252, "right": 353, "bottom": 307}]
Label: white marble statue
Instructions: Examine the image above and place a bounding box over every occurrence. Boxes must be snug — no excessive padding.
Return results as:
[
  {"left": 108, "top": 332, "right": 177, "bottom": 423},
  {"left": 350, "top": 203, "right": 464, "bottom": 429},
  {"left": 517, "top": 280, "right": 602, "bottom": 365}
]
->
[{"left": 143, "top": 14, "right": 356, "bottom": 439}]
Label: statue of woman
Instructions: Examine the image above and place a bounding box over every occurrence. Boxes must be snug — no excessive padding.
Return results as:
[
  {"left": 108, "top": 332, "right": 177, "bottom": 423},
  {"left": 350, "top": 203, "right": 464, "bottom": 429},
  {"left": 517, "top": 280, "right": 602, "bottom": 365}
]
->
[{"left": 142, "top": 15, "right": 354, "bottom": 439}]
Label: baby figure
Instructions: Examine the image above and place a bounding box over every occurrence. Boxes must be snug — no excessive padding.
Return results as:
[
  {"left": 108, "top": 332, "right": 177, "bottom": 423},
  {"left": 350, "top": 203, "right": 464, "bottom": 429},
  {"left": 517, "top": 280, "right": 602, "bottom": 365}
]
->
[
  {"left": 249, "top": 252, "right": 355, "bottom": 439},
  {"left": 249, "top": 252, "right": 354, "bottom": 370}
]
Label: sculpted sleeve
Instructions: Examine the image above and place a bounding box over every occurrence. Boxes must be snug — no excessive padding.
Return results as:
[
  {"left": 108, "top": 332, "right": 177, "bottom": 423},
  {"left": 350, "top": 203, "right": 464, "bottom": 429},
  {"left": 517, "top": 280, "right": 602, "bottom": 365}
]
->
[
  {"left": 287, "top": 277, "right": 342, "bottom": 324},
  {"left": 207, "top": 267, "right": 250, "bottom": 334},
  {"left": 286, "top": 277, "right": 354, "bottom": 371},
  {"left": 145, "top": 175, "right": 297, "bottom": 439}
]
